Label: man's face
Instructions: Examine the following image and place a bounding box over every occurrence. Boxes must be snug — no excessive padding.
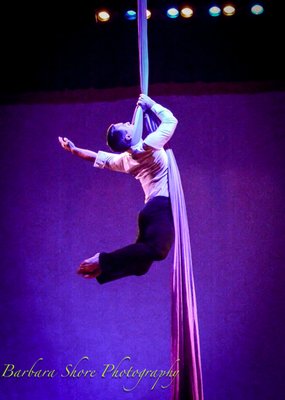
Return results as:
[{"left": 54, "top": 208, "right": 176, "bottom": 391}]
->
[{"left": 113, "top": 122, "right": 134, "bottom": 141}]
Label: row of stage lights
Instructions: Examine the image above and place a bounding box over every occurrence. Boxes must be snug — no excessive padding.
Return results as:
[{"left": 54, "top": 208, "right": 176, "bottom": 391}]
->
[{"left": 95, "top": 4, "right": 265, "bottom": 22}]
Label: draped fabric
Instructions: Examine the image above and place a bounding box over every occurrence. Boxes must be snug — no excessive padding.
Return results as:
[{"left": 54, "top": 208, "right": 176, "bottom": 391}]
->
[
  {"left": 167, "top": 152, "right": 204, "bottom": 400},
  {"left": 132, "top": 1, "right": 204, "bottom": 399}
]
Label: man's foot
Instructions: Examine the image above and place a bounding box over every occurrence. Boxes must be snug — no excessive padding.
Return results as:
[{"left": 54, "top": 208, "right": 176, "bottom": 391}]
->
[{"left": 78, "top": 253, "right": 102, "bottom": 279}]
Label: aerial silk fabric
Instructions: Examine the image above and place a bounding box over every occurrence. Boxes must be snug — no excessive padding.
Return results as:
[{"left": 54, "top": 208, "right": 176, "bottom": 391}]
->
[
  {"left": 132, "top": 1, "right": 204, "bottom": 399},
  {"left": 131, "top": 0, "right": 148, "bottom": 142}
]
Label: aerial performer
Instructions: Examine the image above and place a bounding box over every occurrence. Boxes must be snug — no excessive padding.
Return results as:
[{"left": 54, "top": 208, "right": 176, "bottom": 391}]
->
[
  {"left": 58, "top": 94, "right": 177, "bottom": 283},
  {"left": 59, "top": 0, "right": 203, "bottom": 399}
]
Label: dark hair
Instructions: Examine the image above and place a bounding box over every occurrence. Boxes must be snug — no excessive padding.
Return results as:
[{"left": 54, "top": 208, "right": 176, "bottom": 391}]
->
[{"left": 106, "top": 124, "right": 132, "bottom": 152}]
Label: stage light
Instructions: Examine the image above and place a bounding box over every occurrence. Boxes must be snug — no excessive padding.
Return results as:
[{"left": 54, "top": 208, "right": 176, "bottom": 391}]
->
[
  {"left": 96, "top": 10, "right": 110, "bottom": 22},
  {"left": 167, "top": 8, "right": 179, "bottom": 18},
  {"left": 209, "top": 6, "right": 222, "bottom": 17},
  {"left": 125, "top": 9, "right": 150, "bottom": 20},
  {"left": 223, "top": 5, "right": 236, "bottom": 16},
  {"left": 251, "top": 4, "right": 264, "bottom": 15},
  {"left": 125, "top": 10, "right": 136, "bottom": 20},
  {"left": 181, "top": 7, "right": 194, "bottom": 18}
]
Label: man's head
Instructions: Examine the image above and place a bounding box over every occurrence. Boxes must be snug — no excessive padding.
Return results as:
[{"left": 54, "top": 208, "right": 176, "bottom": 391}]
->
[{"left": 106, "top": 122, "right": 134, "bottom": 152}]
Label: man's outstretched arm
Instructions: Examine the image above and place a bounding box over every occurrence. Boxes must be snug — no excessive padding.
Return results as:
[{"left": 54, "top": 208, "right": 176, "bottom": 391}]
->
[{"left": 58, "top": 137, "right": 97, "bottom": 162}]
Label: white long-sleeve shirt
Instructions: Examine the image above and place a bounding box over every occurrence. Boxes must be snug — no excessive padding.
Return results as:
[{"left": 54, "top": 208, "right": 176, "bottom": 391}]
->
[{"left": 94, "top": 103, "right": 178, "bottom": 203}]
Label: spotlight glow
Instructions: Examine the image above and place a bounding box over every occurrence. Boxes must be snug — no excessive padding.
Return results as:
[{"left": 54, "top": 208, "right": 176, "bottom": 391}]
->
[
  {"left": 251, "top": 4, "right": 264, "bottom": 15},
  {"left": 125, "top": 9, "right": 150, "bottom": 20},
  {"left": 223, "top": 5, "right": 236, "bottom": 16},
  {"left": 167, "top": 8, "right": 179, "bottom": 18},
  {"left": 96, "top": 10, "right": 110, "bottom": 22},
  {"left": 181, "top": 7, "right": 194, "bottom": 18},
  {"left": 125, "top": 10, "right": 136, "bottom": 20},
  {"left": 209, "top": 6, "right": 221, "bottom": 17}
]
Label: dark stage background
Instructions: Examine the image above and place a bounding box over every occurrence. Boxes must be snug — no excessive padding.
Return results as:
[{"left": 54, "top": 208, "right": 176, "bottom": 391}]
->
[
  {"left": 1, "top": 0, "right": 284, "bottom": 96},
  {"left": 0, "top": 86, "right": 285, "bottom": 399}
]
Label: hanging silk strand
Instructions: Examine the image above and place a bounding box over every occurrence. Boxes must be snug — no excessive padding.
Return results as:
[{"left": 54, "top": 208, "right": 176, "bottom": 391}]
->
[{"left": 132, "top": 1, "right": 204, "bottom": 399}]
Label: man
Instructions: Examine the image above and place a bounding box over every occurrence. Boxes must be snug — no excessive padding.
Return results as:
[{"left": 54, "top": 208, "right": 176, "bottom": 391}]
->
[{"left": 58, "top": 94, "right": 178, "bottom": 284}]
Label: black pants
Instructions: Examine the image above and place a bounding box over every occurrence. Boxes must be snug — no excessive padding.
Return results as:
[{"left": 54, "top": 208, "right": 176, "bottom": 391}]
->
[{"left": 97, "top": 196, "right": 174, "bottom": 284}]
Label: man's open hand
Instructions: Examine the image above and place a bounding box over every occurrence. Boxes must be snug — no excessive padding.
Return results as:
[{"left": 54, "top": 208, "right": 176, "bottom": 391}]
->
[{"left": 58, "top": 137, "right": 75, "bottom": 153}]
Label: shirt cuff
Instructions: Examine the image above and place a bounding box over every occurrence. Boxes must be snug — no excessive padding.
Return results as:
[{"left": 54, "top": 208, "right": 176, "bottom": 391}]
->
[
  {"left": 94, "top": 151, "right": 108, "bottom": 169},
  {"left": 150, "top": 103, "right": 165, "bottom": 115}
]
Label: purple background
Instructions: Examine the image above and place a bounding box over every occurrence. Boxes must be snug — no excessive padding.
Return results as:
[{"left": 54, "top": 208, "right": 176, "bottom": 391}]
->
[{"left": 1, "top": 84, "right": 285, "bottom": 399}]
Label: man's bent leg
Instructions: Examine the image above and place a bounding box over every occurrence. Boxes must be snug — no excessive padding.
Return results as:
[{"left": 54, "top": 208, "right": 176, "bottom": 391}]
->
[
  {"left": 97, "top": 242, "right": 154, "bottom": 284},
  {"left": 96, "top": 196, "right": 174, "bottom": 284}
]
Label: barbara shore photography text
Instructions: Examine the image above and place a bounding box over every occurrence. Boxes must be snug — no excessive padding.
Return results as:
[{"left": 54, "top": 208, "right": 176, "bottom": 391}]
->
[{"left": 1, "top": 355, "right": 180, "bottom": 391}]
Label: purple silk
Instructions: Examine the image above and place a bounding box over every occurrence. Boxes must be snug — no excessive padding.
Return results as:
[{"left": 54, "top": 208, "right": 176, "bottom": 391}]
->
[
  {"left": 133, "top": 1, "right": 204, "bottom": 399},
  {"left": 167, "top": 151, "right": 204, "bottom": 400},
  {"left": 130, "top": 0, "right": 148, "bottom": 145}
]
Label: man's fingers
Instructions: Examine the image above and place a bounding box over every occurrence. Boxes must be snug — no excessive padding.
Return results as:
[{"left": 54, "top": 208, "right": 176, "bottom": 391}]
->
[
  {"left": 58, "top": 136, "right": 73, "bottom": 150},
  {"left": 58, "top": 136, "right": 68, "bottom": 146},
  {"left": 58, "top": 136, "right": 69, "bottom": 143}
]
